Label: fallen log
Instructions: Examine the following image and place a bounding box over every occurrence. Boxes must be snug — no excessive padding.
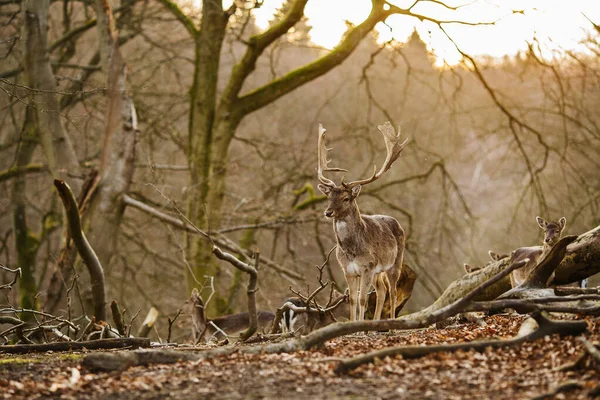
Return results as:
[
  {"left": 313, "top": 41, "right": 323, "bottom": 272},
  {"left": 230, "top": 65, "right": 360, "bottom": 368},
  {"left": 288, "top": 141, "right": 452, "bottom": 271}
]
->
[
  {"left": 0, "top": 337, "right": 150, "bottom": 354},
  {"left": 407, "top": 225, "right": 600, "bottom": 320},
  {"left": 500, "top": 235, "right": 577, "bottom": 300}
]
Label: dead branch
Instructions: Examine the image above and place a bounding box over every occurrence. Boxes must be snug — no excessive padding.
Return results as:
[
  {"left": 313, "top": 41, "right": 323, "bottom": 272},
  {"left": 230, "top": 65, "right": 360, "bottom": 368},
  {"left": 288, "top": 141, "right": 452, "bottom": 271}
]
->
[
  {"left": 167, "top": 309, "right": 182, "bottom": 343},
  {"left": 270, "top": 250, "right": 343, "bottom": 334},
  {"left": 0, "top": 163, "right": 47, "bottom": 183},
  {"left": 528, "top": 380, "right": 583, "bottom": 400},
  {"left": 0, "top": 337, "right": 150, "bottom": 354},
  {"left": 0, "top": 263, "right": 20, "bottom": 290},
  {"left": 334, "top": 311, "right": 587, "bottom": 373},
  {"left": 524, "top": 235, "right": 578, "bottom": 289},
  {"left": 0, "top": 316, "right": 22, "bottom": 326},
  {"left": 578, "top": 336, "right": 600, "bottom": 365},
  {"left": 82, "top": 347, "right": 208, "bottom": 372},
  {"left": 212, "top": 246, "right": 258, "bottom": 341},
  {"left": 122, "top": 194, "right": 302, "bottom": 281},
  {"left": 110, "top": 300, "right": 126, "bottom": 336},
  {"left": 1, "top": 308, "right": 78, "bottom": 331},
  {"left": 499, "top": 235, "right": 578, "bottom": 300},
  {"left": 54, "top": 179, "right": 106, "bottom": 321},
  {"left": 555, "top": 286, "right": 600, "bottom": 296}
]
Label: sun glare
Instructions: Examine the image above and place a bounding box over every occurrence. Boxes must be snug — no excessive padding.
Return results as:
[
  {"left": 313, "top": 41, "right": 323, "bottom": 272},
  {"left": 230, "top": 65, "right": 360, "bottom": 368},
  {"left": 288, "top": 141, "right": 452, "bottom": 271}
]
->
[{"left": 248, "top": 0, "right": 600, "bottom": 66}]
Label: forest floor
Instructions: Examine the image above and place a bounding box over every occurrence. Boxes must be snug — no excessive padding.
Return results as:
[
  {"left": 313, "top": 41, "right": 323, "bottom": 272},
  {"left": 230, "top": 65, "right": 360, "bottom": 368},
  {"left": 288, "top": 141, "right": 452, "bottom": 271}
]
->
[{"left": 1, "top": 314, "right": 599, "bottom": 400}]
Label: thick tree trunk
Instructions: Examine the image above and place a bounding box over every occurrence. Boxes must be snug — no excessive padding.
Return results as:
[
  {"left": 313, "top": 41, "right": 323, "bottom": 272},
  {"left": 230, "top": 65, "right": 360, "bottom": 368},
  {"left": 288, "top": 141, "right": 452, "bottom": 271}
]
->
[
  {"left": 185, "top": 1, "right": 231, "bottom": 314},
  {"left": 12, "top": 108, "right": 39, "bottom": 319},
  {"left": 44, "top": 2, "right": 138, "bottom": 313},
  {"left": 21, "top": 0, "right": 81, "bottom": 193},
  {"left": 83, "top": 0, "right": 138, "bottom": 270}
]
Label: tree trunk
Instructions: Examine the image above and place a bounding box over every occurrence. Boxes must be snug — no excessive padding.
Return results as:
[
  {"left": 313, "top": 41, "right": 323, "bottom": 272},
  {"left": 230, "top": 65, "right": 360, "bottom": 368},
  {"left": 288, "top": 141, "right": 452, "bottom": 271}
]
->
[
  {"left": 20, "top": 0, "right": 83, "bottom": 315},
  {"left": 185, "top": 1, "right": 230, "bottom": 314},
  {"left": 12, "top": 107, "right": 40, "bottom": 319},
  {"left": 21, "top": 0, "right": 81, "bottom": 194},
  {"left": 83, "top": 0, "right": 138, "bottom": 270}
]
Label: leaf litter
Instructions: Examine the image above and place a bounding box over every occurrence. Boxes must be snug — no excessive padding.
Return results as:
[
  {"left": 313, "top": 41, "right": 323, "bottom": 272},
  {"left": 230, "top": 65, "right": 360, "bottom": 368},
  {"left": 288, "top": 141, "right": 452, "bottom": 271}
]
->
[{"left": 1, "top": 314, "right": 599, "bottom": 399}]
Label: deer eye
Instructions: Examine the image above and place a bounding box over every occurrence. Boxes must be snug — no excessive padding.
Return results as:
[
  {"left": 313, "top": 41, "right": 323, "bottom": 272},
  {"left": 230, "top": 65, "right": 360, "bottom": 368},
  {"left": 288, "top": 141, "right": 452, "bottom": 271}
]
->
[{"left": 343, "top": 198, "right": 350, "bottom": 202}]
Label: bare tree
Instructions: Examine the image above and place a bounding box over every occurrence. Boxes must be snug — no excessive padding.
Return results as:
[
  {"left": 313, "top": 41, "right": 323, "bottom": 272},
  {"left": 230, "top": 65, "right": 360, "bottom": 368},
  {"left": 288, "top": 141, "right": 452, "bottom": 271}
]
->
[{"left": 156, "top": 0, "right": 492, "bottom": 313}]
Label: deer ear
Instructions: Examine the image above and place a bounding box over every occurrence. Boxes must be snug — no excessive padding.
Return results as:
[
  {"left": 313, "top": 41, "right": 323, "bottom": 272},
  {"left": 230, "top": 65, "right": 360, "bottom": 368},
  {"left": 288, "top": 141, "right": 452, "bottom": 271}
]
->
[
  {"left": 318, "top": 184, "right": 332, "bottom": 196},
  {"left": 558, "top": 217, "right": 566, "bottom": 230},
  {"left": 350, "top": 185, "right": 361, "bottom": 198},
  {"left": 488, "top": 251, "right": 500, "bottom": 261},
  {"left": 536, "top": 216, "right": 548, "bottom": 229},
  {"left": 464, "top": 264, "right": 474, "bottom": 273}
]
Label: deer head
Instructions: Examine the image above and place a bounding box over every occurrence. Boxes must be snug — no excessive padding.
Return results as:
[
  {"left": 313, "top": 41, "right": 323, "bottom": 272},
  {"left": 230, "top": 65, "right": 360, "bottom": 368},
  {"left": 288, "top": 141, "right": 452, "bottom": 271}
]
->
[
  {"left": 317, "top": 122, "right": 408, "bottom": 218},
  {"left": 536, "top": 216, "right": 566, "bottom": 248}
]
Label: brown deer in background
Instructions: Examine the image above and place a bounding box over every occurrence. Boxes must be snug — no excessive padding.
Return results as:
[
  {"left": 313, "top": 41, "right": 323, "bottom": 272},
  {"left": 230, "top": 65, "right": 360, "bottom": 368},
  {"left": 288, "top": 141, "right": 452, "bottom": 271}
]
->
[
  {"left": 281, "top": 264, "right": 416, "bottom": 334},
  {"left": 189, "top": 289, "right": 274, "bottom": 343},
  {"left": 317, "top": 122, "right": 409, "bottom": 321},
  {"left": 463, "top": 250, "right": 508, "bottom": 274},
  {"left": 279, "top": 292, "right": 349, "bottom": 335},
  {"left": 509, "top": 216, "right": 567, "bottom": 288}
]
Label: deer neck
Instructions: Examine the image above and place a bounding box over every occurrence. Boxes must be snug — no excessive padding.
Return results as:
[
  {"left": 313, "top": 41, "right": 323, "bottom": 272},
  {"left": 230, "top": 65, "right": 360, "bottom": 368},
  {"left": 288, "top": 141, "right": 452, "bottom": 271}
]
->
[
  {"left": 541, "top": 242, "right": 553, "bottom": 256},
  {"left": 333, "top": 203, "right": 365, "bottom": 245}
]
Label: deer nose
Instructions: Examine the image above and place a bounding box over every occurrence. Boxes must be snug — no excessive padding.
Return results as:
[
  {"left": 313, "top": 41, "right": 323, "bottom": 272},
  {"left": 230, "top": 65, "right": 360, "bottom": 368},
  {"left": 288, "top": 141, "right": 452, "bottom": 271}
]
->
[{"left": 325, "top": 209, "right": 334, "bottom": 218}]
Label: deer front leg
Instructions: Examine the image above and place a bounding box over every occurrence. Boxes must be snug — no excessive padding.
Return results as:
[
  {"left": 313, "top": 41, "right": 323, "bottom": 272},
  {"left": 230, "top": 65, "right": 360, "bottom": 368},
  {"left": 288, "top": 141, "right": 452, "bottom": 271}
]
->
[
  {"left": 358, "top": 269, "right": 376, "bottom": 321},
  {"left": 345, "top": 274, "right": 359, "bottom": 321}
]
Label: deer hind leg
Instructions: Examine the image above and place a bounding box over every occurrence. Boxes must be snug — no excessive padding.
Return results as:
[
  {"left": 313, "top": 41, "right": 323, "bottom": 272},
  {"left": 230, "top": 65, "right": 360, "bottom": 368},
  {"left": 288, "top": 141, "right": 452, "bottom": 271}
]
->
[
  {"left": 345, "top": 274, "right": 360, "bottom": 321},
  {"left": 386, "top": 265, "right": 401, "bottom": 319},
  {"left": 358, "top": 269, "right": 376, "bottom": 321},
  {"left": 373, "top": 273, "right": 387, "bottom": 320}
]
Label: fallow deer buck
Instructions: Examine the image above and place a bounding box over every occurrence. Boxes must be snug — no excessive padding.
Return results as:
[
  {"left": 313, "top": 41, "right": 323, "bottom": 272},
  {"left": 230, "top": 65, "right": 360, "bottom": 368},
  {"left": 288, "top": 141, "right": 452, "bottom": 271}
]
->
[
  {"left": 317, "top": 122, "right": 409, "bottom": 321},
  {"left": 509, "top": 216, "right": 567, "bottom": 288}
]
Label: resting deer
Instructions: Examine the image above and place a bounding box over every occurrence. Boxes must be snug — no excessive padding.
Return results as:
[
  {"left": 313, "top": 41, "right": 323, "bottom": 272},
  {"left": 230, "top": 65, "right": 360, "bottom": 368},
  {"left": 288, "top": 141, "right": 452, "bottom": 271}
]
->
[
  {"left": 317, "top": 122, "right": 408, "bottom": 321},
  {"left": 509, "top": 216, "right": 566, "bottom": 288},
  {"left": 189, "top": 289, "right": 274, "bottom": 343},
  {"left": 280, "top": 293, "right": 349, "bottom": 335},
  {"left": 281, "top": 265, "right": 416, "bottom": 333},
  {"left": 463, "top": 250, "right": 508, "bottom": 274}
]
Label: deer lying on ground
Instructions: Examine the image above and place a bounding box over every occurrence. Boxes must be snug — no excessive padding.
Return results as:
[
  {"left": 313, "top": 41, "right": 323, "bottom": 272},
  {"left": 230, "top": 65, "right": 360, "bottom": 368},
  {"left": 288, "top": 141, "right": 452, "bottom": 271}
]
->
[
  {"left": 280, "top": 292, "right": 349, "bottom": 335},
  {"left": 509, "top": 216, "right": 567, "bottom": 288},
  {"left": 282, "top": 265, "right": 416, "bottom": 334},
  {"left": 463, "top": 250, "right": 508, "bottom": 274},
  {"left": 317, "top": 122, "right": 409, "bottom": 321},
  {"left": 189, "top": 289, "right": 274, "bottom": 343}
]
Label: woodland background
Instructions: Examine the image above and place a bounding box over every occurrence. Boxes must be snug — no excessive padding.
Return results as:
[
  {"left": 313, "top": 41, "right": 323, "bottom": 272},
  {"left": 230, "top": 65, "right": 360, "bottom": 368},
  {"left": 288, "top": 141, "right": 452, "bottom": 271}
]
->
[{"left": 1, "top": 0, "right": 599, "bottom": 342}]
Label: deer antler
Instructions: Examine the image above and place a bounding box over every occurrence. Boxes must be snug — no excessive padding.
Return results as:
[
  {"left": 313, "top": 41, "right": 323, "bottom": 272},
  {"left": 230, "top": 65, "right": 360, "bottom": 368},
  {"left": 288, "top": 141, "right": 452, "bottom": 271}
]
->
[
  {"left": 317, "top": 124, "right": 346, "bottom": 187},
  {"left": 343, "top": 121, "right": 408, "bottom": 188}
]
